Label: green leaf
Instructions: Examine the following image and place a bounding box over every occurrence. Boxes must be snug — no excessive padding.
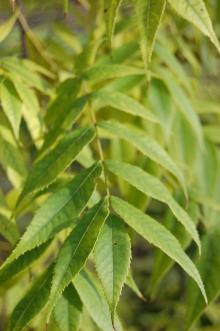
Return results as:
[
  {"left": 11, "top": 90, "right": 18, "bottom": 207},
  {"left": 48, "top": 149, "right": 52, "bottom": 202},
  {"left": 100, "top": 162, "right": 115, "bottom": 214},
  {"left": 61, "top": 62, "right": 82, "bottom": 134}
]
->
[
  {"left": 74, "top": 270, "right": 114, "bottom": 331},
  {"left": 12, "top": 78, "right": 42, "bottom": 147},
  {"left": 168, "top": 0, "right": 220, "bottom": 53},
  {"left": 2, "top": 57, "right": 49, "bottom": 94},
  {"left": 1, "top": 162, "right": 102, "bottom": 269},
  {"left": 99, "top": 120, "right": 186, "bottom": 195},
  {"left": 41, "top": 96, "right": 88, "bottom": 153},
  {"left": 106, "top": 160, "right": 200, "bottom": 252},
  {"left": 49, "top": 284, "right": 82, "bottom": 331},
  {"left": 45, "top": 78, "right": 82, "bottom": 128},
  {"left": 111, "top": 196, "right": 207, "bottom": 303},
  {"left": 149, "top": 201, "right": 199, "bottom": 298},
  {"left": 84, "top": 64, "right": 145, "bottom": 82},
  {"left": 0, "top": 15, "right": 16, "bottom": 43},
  {"left": 126, "top": 271, "right": 145, "bottom": 300},
  {"left": 48, "top": 198, "right": 109, "bottom": 315},
  {"left": 17, "top": 126, "right": 95, "bottom": 206},
  {"left": 7, "top": 265, "right": 53, "bottom": 331},
  {"left": 0, "top": 115, "right": 27, "bottom": 187},
  {"left": 0, "top": 214, "right": 19, "bottom": 245},
  {"left": 185, "top": 228, "right": 220, "bottom": 330},
  {"left": 135, "top": 0, "right": 166, "bottom": 65},
  {"left": 0, "top": 241, "right": 51, "bottom": 285},
  {"left": 0, "top": 79, "right": 22, "bottom": 139},
  {"left": 104, "top": 0, "right": 122, "bottom": 47},
  {"left": 93, "top": 90, "right": 157, "bottom": 122},
  {"left": 94, "top": 214, "right": 131, "bottom": 317}
]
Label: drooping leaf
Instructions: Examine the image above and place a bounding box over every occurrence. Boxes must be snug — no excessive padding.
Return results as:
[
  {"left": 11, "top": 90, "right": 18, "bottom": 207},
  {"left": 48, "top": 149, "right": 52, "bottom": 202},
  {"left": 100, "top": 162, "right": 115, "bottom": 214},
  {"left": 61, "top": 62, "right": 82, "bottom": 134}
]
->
[
  {"left": 111, "top": 196, "right": 207, "bottom": 303},
  {"left": 84, "top": 64, "right": 145, "bottom": 82},
  {"left": 94, "top": 214, "right": 131, "bottom": 317},
  {"left": 17, "top": 126, "right": 95, "bottom": 206},
  {"left": 48, "top": 198, "right": 109, "bottom": 315},
  {"left": 106, "top": 160, "right": 200, "bottom": 251},
  {"left": 104, "top": 0, "right": 122, "bottom": 47},
  {"left": 49, "top": 283, "right": 82, "bottom": 331},
  {"left": 0, "top": 15, "right": 16, "bottom": 43},
  {"left": 135, "top": 0, "right": 166, "bottom": 65},
  {"left": 126, "top": 270, "right": 145, "bottom": 300},
  {"left": 0, "top": 241, "right": 51, "bottom": 285},
  {"left": 74, "top": 270, "right": 114, "bottom": 331},
  {"left": 1, "top": 162, "right": 102, "bottom": 269},
  {"left": 99, "top": 120, "right": 186, "bottom": 195},
  {"left": 168, "top": 0, "right": 220, "bottom": 53},
  {"left": 149, "top": 201, "right": 199, "bottom": 298},
  {"left": 93, "top": 90, "right": 157, "bottom": 122},
  {"left": 2, "top": 57, "right": 49, "bottom": 94},
  {"left": 185, "top": 228, "right": 220, "bottom": 330},
  {"left": 6, "top": 265, "right": 53, "bottom": 331},
  {"left": 0, "top": 214, "right": 19, "bottom": 245},
  {"left": 0, "top": 79, "right": 22, "bottom": 139}
]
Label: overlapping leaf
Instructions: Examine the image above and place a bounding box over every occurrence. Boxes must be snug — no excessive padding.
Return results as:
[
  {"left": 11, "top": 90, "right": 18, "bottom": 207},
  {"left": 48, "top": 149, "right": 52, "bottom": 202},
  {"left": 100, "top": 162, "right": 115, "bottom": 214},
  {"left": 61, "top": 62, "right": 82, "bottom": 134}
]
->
[
  {"left": 0, "top": 162, "right": 102, "bottom": 269},
  {"left": 0, "top": 79, "right": 22, "bottom": 139},
  {"left": 93, "top": 90, "right": 157, "bottom": 122},
  {"left": 111, "top": 196, "right": 207, "bottom": 303},
  {"left": 99, "top": 120, "right": 186, "bottom": 194},
  {"left": 0, "top": 241, "right": 51, "bottom": 285},
  {"left": 74, "top": 270, "right": 114, "bottom": 331},
  {"left": 106, "top": 160, "right": 200, "bottom": 251},
  {"left": 104, "top": 0, "right": 122, "bottom": 47},
  {"left": 17, "top": 126, "right": 95, "bottom": 206},
  {"left": 168, "top": 0, "right": 220, "bottom": 53},
  {"left": 49, "top": 284, "right": 82, "bottom": 331},
  {"left": 94, "top": 214, "right": 131, "bottom": 317},
  {"left": 7, "top": 265, "right": 53, "bottom": 331},
  {"left": 135, "top": 0, "right": 166, "bottom": 65},
  {"left": 48, "top": 198, "right": 109, "bottom": 315}
]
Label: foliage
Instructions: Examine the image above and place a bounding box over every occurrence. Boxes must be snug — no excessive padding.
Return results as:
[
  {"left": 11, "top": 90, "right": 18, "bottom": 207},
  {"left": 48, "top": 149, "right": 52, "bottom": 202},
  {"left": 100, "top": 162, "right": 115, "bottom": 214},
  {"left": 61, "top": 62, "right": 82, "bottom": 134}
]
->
[{"left": 0, "top": 0, "right": 220, "bottom": 330}]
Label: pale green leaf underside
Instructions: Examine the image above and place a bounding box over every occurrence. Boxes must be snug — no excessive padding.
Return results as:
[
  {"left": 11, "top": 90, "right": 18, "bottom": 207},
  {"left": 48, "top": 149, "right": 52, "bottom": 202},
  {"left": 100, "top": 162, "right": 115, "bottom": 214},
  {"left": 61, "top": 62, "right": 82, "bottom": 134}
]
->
[
  {"left": 0, "top": 162, "right": 102, "bottom": 269},
  {"left": 48, "top": 198, "right": 109, "bottom": 315},
  {"left": 168, "top": 0, "right": 220, "bottom": 53},
  {"left": 106, "top": 160, "right": 200, "bottom": 252},
  {"left": 7, "top": 265, "right": 53, "bottom": 331},
  {"left": 99, "top": 120, "right": 186, "bottom": 195},
  {"left": 111, "top": 196, "right": 207, "bottom": 303},
  {"left": 94, "top": 214, "right": 131, "bottom": 316},
  {"left": 17, "top": 126, "right": 95, "bottom": 206},
  {"left": 74, "top": 270, "right": 114, "bottom": 331},
  {"left": 49, "top": 284, "right": 82, "bottom": 331},
  {"left": 93, "top": 90, "right": 157, "bottom": 122},
  {"left": 135, "top": 0, "right": 166, "bottom": 64}
]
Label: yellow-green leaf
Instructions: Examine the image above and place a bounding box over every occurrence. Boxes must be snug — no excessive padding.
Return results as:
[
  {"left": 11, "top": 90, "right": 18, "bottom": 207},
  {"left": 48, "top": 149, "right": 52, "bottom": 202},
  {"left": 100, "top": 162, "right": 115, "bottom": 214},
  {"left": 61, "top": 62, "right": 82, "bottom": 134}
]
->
[
  {"left": 106, "top": 160, "right": 200, "bottom": 252},
  {"left": 168, "top": 0, "right": 220, "bottom": 53},
  {"left": 111, "top": 196, "right": 207, "bottom": 303}
]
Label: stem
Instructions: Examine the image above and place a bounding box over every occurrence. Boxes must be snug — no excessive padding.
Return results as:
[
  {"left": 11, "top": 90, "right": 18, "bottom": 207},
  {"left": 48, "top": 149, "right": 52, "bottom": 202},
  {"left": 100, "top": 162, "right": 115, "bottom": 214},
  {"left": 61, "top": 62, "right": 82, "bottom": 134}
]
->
[{"left": 88, "top": 96, "right": 110, "bottom": 198}]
